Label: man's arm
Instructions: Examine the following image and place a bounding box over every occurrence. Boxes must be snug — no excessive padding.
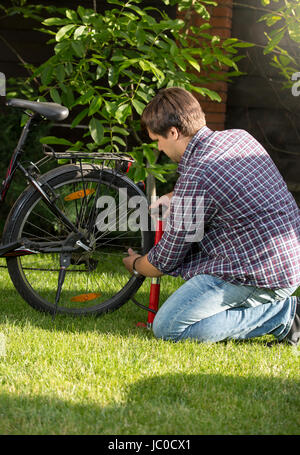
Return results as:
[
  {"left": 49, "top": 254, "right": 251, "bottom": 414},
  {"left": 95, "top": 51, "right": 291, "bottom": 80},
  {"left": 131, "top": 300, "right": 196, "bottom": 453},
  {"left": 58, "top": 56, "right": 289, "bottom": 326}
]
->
[
  {"left": 123, "top": 192, "right": 174, "bottom": 277},
  {"left": 123, "top": 181, "right": 216, "bottom": 277},
  {"left": 147, "top": 177, "right": 217, "bottom": 275},
  {"left": 122, "top": 248, "right": 163, "bottom": 277}
]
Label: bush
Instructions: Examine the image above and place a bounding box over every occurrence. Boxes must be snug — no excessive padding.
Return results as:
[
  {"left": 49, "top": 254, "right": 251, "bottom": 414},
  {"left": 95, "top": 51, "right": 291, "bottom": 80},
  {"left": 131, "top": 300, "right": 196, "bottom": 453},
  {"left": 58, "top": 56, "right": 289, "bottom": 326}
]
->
[{"left": 24, "top": 0, "right": 249, "bottom": 185}]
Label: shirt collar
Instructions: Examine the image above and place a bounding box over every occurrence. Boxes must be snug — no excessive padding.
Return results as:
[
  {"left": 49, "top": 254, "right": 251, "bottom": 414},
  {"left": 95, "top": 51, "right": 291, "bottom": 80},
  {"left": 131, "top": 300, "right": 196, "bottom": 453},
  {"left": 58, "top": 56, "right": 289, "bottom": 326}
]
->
[{"left": 178, "top": 126, "right": 213, "bottom": 174}]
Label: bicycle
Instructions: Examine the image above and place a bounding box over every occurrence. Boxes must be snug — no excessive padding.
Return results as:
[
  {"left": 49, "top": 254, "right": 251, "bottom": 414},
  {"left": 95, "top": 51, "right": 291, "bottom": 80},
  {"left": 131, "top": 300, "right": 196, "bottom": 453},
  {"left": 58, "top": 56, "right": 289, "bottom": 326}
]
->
[{"left": 0, "top": 98, "right": 154, "bottom": 317}]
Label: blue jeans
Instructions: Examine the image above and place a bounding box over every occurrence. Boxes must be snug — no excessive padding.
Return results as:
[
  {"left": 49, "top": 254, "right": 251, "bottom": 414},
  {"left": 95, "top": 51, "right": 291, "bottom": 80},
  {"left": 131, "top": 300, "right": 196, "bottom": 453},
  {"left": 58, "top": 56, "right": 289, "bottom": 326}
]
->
[{"left": 152, "top": 274, "right": 298, "bottom": 343}]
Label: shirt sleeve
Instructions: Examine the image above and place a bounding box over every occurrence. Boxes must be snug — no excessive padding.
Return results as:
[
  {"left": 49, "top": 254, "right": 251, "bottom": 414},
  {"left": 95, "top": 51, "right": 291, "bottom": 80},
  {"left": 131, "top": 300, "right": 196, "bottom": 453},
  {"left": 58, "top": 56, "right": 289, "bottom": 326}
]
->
[{"left": 147, "top": 175, "right": 217, "bottom": 275}]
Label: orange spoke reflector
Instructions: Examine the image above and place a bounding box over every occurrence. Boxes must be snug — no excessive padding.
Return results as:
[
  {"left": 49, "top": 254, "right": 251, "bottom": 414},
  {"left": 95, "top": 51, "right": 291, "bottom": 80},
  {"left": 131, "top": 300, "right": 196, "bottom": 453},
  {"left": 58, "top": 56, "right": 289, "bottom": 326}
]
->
[
  {"left": 64, "top": 188, "right": 95, "bottom": 201},
  {"left": 70, "top": 293, "right": 101, "bottom": 302}
]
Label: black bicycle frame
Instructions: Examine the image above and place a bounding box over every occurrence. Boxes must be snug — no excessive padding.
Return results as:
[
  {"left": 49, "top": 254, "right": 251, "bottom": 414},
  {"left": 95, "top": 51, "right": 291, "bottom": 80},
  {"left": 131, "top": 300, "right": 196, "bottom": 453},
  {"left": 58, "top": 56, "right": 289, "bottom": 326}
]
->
[
  {"left": 0, "top": 113, "right": 85, "bottom": 258},
  {"left": 0, "top": 113, "right": 34, "bottom": 204}
]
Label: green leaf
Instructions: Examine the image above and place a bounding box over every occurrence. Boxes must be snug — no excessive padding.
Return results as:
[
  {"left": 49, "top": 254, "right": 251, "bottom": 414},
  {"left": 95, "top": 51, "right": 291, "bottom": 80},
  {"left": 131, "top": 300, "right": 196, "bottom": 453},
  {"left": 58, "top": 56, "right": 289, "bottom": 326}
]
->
[
  {"left": 112, "top": 136, "right": 126, "bottom": 147},
  {"left": 279, "top": 54, "right": 292, "bottom": 67},
  {"left": 96, "top": 65, "right": 106, "bottom": 80},
  {"left": 194, "top": 3, "right": 210, "bottom": 20},
  {"left": 108, "top": 66, "right": 119, "bottom": 87},
  {"left": 139, "top": 60, "right": 165, "bottom": 82},
  {"left": 136, "top": 89, "right": 151, "bottom": 103},
  {"left": 132, "top": 99, "right": 146, "bottom": 115},
  {"left": 175, "top": 57, "right": 186, "bottom": 71},
  {"left": 130, "top": 149, "right": 144, "bottom": 165},
  {"left": 183, "top": 53, "right": 200, "bottom": 72},
  {"left": 55, "top": 64, "right": 65, "bottom": 83},
  {"left": 134, "top": 165, "right": 146, "bottom": 182},
  {"left": 136, "top": 27, "right": 146, "bottom": 47},
  {"left": 89, "top": 118, "right": 104, "bottom": 144},
  {"left": 88, "top": 96, "right": 103, "bottom": 116},
  {"left": 56, "top": 24, "right": 76, "bottom": 42},
  {"left": 40, "top": 65, "right": 53, "bottom": 85},
  {"left": 127, "top": 4, "right": 147, "bottom": 17},
  {"left": 107, "top": 0, "right": 124, "bottom": 5},
  {"left": 50, "top": 88, "right": 61, "bottom": 104},
  {"left": 42, "top": 17, "right": 69, "bottom": 26},
  {"left": 146, "top": 168, "right": 166, "bottom": 183},
  {"left": 54, "top": 40, "right": 70, "bottom": 56},
  {"left": 230, "top": 41, "right": 255, "bottom": 48},
  {"left": 115, "top": 103, "right": 132, "bottom": 124},
  {"left": 75, "top": 88, "right": 94, "bottom": 106},
  {"left": 288, "top": 21, "right": 300, "bottom": 43},
  {"left": 119, "top": 58, "right": 140, "bottom": 72},
  {"left": 266, "top": 15, "right": 282, "bottom": 27},
  {"left": 77, "top": 5, "right": 86, "bottom": 18},
  {"left": 144, "top": 147, "right": 157, "bottom": 165},
  {"left": 66, "top": 9, "right": 78, "bottom": 22},
  {"left": 74, "top": 25, "right": 87, "bottom": 39},
  {"left": 81, "top": 11, "right": 97, "bottom": 26},
  {"left": 60, "top": 85, "right": 75, "bottom": 107},
  {"left": 201, "top": 54, "right": 214, "bottom": 65},
  {"left": 170, "top": 41, "right": 178, "bottom": 56},
  {"left": 71, "top": 108, "right": 89, "bottom": 128},
  {"left": 71, "top": 40, "right": 85, "bottom": 57},
  {"left": 263, "top": 29, "right": 286, "bottom": 54},
  {"left": 64, "top": 62, "right": 73, "bottom": 76},
  {"left": 111, "top": 126, "right": 129, "bottom": 136},
  {"left": 40, "top": 136, "right": 73, "bottom": 146},
  {"left": 104, "top": 101, "right": 118, "bottom": 117},
  {"left": 190, "top": 86, "right": 221, "bottom": 102},
  {"left": 216, "top": 55, "right": 238, "bottom": 70}
]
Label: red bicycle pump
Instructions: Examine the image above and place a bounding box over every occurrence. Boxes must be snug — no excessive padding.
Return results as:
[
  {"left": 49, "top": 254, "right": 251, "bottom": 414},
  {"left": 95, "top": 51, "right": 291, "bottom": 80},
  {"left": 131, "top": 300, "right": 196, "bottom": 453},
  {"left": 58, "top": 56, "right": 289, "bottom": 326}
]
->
[
  {"left": 146, "top": 209, "right": 164, "bottom": 327},
  {"left": 124, "top": 165, "right": 167, "bottom": 329},
  {"left": 136, "top": 205, "right": 166, "bottom": 329}
]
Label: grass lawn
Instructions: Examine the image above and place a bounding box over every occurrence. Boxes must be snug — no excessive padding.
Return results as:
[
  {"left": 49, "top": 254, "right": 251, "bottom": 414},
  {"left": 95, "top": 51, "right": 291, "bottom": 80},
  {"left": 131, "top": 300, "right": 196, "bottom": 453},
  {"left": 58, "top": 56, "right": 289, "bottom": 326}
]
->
[{"left": 0, "top": 260, "right": 299, "bottom": 435}]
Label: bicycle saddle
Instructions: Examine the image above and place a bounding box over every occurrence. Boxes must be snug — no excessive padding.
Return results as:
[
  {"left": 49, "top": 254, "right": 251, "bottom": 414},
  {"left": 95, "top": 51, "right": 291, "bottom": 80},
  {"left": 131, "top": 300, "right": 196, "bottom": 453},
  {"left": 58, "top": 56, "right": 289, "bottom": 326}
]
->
[{"left": 6, "top": 98, "right": 69, "bottom": 121}]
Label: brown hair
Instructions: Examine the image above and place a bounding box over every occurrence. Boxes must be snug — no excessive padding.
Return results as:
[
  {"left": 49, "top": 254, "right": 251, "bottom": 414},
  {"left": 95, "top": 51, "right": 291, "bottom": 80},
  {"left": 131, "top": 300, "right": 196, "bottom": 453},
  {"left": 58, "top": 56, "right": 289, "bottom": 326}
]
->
[{"left": 141, "top": 87, "right": 206, "bottom": 138}]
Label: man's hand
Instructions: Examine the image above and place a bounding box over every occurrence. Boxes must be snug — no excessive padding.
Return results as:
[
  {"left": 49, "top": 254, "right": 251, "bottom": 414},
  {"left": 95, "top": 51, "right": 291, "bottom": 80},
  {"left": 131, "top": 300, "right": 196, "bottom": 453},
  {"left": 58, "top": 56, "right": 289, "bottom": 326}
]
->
[
  {"left": 122, "top": 248, "right": 164, "bottom": 278},
  {"left": 122, "top": 248, "right": 141, "bottom": 274}
]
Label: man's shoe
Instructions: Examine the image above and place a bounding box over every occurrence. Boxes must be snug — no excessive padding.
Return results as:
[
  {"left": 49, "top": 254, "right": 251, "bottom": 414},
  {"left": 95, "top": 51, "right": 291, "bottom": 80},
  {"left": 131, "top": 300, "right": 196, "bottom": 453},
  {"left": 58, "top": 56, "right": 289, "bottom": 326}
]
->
[{"left": 281, "top": 297, "right": 300, "bottom": 346}]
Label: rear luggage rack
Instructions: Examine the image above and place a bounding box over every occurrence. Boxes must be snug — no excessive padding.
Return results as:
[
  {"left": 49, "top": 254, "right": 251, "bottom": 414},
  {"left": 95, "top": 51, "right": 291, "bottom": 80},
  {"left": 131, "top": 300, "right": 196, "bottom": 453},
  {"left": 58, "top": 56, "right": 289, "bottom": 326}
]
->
[{"left": 43, "top": 150, "right": 134, "bottom": 162}]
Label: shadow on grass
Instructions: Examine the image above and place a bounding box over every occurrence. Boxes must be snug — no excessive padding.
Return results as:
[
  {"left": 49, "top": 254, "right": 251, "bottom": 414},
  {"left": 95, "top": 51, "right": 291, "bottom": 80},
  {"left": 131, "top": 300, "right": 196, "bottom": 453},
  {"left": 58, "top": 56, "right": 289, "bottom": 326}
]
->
[{"left": 0, "top": 372, "right": 299, "bottom": 435}]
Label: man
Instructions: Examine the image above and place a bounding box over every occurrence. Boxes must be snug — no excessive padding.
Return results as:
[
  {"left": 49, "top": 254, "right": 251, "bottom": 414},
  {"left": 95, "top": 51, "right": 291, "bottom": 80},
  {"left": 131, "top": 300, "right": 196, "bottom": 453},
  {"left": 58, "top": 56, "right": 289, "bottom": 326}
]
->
[{"left": 123, "top": 87, "right": 300, "bottom": 346}]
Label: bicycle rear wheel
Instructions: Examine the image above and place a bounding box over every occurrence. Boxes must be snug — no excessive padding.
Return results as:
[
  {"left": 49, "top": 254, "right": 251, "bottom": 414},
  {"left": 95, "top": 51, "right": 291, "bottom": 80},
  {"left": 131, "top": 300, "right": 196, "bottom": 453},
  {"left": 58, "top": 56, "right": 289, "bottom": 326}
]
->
[{"left": 3, "top": 164, "right": 153, "bottom": 316}]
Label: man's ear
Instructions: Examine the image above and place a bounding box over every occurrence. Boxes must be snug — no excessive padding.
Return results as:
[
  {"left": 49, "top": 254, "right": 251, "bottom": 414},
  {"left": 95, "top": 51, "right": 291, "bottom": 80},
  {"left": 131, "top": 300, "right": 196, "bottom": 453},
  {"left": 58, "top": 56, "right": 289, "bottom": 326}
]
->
[{"left": 168, "top": 126, "right": 179, "bottom": 140}]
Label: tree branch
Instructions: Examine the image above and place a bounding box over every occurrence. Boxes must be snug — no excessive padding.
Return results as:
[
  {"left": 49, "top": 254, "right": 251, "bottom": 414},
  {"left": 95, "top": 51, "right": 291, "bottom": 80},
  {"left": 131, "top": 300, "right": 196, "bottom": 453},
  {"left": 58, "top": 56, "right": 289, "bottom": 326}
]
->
[{"left": 0, "top": 33, "right": 40, "bottom": 87}]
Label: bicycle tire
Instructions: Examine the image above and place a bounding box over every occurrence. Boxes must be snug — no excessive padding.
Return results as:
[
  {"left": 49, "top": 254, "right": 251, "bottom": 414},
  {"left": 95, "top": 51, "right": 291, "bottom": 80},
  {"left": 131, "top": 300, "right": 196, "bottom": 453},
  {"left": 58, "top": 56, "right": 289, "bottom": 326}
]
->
[{"left": 3, "top": 164, "right": 154, "bottom": 316}]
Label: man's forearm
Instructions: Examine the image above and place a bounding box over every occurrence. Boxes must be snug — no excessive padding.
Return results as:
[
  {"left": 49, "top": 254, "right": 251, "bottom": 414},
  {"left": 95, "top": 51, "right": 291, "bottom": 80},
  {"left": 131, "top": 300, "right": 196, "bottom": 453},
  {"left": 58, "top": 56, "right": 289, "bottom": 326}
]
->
[{"left": 134, "top": 254, "right": 164, "bottom": 277}]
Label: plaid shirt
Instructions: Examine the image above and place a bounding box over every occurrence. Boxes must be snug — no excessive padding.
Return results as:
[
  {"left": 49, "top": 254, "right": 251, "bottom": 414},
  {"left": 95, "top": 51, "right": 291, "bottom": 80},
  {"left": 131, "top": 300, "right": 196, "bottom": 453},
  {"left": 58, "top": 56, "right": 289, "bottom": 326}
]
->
[{"left": 147, "top": 126, "right": 300, "bottom": 289}]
